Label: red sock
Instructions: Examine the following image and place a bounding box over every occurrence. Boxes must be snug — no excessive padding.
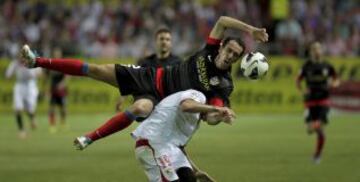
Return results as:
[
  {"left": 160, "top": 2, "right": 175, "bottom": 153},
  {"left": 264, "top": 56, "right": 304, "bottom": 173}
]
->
[
  {"left": 36, "top": 57, "right": 88, "bottom": 76},
  {"left": 315, "top": 130, "right": 325, "bottom": 157},
  {"left": 49, "top": 112, "right": 55, "bottom": 126},
  {"left": 86, "top": 112, "right": 134, "bottom": 141}
]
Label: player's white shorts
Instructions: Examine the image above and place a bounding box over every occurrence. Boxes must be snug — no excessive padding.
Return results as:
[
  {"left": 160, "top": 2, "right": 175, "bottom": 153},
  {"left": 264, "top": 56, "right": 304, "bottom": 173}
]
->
[
  {"left": 134, "top": 139, "right": 192, "bottom": 182},
  {"left": 13, "top": 82, "right": 38, "bottom": 113}
]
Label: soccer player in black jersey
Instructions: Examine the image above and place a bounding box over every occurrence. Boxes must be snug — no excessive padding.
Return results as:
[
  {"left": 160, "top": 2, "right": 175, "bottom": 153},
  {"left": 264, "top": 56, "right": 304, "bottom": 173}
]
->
[
  {"left": 20, "top": 16, "right": 269, "bottom": 150},
  {"left": 45, "top": 70, "right": 68, "bottom": 133},
  {"left": 116, "top": 27, "right": 182, "bottom": 111},
  {"left": 44, "top": 48, "right": 68, "bottom": 133},
  {"left": 296, "top": 42, "right": 340, "bottom": 164}
]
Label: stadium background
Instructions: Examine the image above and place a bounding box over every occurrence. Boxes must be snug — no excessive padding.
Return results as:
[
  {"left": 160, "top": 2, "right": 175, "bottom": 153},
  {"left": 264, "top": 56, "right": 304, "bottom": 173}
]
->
[{"left": 0, "top": 0, "right": 359, "bottom": 182}]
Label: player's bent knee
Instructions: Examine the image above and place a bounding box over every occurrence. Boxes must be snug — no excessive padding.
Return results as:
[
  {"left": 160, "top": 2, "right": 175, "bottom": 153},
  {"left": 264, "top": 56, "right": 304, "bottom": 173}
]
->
[{"left": 176, "top": 167, "right": 196, "bottom": 182}]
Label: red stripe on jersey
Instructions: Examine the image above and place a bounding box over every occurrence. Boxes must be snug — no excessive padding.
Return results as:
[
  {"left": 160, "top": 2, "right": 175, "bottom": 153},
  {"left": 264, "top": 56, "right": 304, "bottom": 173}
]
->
[
  {"left": 155, "top": 67, "right": 165, "bottom": 98},
  {"left": 209, "top": 97, "right": 224, "bottom": 107},
  {"left": 207, "top": 37, "right": 221, "bottom": 45},
  {"left": 305, "top": 99, "right": 330, "bottom": 107}
]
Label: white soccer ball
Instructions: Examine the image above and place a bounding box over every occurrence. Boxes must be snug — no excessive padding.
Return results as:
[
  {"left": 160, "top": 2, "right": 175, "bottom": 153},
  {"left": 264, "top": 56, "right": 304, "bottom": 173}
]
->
[{"left": 240, "top": 52, "right": 269, "bottom": 80}]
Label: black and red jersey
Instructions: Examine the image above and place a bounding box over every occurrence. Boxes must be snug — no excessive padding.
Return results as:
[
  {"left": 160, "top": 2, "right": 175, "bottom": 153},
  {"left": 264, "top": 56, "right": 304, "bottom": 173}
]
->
[
  {"left": 161, "top": 38, "right": 233, "bottom": 106},
  {"left": 45, "top": 70, "right": 67, "bottom": 97},
  {"left": 137, "top": 54, "right": 182, "bottom": 68},
  {"left": 46, "top": 70, "right": 65, "bottom": 89},
  {"left": 116, "top": 37, "right": 234, "bottom": 107},
  {"left": 298, "top": 60, "right": 337, "bottom": 102}
]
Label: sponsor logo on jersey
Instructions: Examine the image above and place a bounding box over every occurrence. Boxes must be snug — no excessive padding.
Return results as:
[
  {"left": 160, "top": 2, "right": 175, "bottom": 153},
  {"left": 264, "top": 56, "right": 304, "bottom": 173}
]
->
[{"left": 196, "top": 57, "right": 210, "bottom": 90}]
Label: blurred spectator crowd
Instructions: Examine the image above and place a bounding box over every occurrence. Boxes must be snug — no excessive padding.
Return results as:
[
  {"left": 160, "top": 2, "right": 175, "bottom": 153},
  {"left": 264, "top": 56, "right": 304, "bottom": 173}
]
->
[{"left": 0, "top": 0, "right": 358, "bottom": 60}]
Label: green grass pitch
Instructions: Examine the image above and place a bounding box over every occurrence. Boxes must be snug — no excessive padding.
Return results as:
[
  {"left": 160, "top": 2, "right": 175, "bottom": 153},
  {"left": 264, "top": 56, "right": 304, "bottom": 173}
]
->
[{"left": 1, "top": 113, "right": 359, "bottom": 182}]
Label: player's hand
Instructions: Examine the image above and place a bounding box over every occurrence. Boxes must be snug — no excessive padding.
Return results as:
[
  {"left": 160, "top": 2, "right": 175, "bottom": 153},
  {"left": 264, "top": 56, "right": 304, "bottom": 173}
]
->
[
  {"left": 215, "top": 107, "right": 235, "bottom": 117},
  {"left": 195, "top": 171, "right": 217, "bottom": 182},
  {"left": 330, "top": 79, "right": 340, "bottom": 88},
  {"left": 251, "top": 28, "right": 268, "bottom": 42},
  {"left": 215, "top": 107, "right": 236, "bottom": 125},
  {"left": 222, "top": 114, "right": 235, "bottom": 125}
]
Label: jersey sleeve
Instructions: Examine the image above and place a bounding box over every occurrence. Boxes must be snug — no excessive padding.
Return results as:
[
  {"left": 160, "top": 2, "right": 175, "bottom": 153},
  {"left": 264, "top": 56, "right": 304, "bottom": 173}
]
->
[
  {"left": 204, "top": 36, "right": 221, "bottom": 51},
  {"left": 5, "top": 61, "right": 16, "bottom": 78},
  {"left": 208, "top": 93, "right": 231, "bottom": 107},
  {"left": 180, "top": 90, "right": 206, "bottom": 104}
]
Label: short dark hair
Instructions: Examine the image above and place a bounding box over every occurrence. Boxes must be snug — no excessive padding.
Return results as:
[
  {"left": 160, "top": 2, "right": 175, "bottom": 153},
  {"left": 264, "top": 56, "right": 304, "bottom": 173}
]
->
[
  {"left": 222, "top": 37, "right": 246, "bottom": 57},
  {"left": 155, "top": 27, "right": 171, "bottom": 37}
]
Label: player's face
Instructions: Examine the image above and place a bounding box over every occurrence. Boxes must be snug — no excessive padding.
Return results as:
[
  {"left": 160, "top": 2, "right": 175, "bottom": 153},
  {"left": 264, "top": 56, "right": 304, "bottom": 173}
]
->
[
  {"left": 216, "top": 40, "right": 243, "bottom": 70},
  {"left": 155, "top": 32, "right": 172, "bottom": 54},
  {"left": 310, "top": 42, "right": 323, "bottom": 61}
]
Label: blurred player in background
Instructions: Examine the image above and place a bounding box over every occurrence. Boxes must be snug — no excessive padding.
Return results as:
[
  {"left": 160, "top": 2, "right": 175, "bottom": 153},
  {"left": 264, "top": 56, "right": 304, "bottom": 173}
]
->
[
  {"left": 296, "top": 41, "right": 340, "bottom": 164},
  {"left": 43, "top": 47, "right": 68, "bottom": 133},
  {"left": 20, "top": 16, "right": 268, "bottom": 149},
  {"left": 5, "top": 58, "right": 42, "bottom": 139},
  {"left": 116, "top": 27, "right": 182, "bottom": 111},
  {"left": 132, "top": 89, "right": 231, "bottom": 182},
  {"left": 137, "top": 27, "right": 182, "bottom": 67}
]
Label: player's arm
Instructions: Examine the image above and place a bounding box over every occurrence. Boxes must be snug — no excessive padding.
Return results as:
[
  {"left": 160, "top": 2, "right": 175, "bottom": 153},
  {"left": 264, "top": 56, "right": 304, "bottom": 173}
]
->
[
  {"left": 209, "top": 16, "right": 268, "bottom": 42},
  {"left": 330, "top": 77, "right": 340, "bottom": 88},
  {"left": 203, "top": 112, "right": 228, "bottom": 125},
  {"left": 204, "top": 95, "right": 235, "bottom": 125},
  {"left": 329, "top": 65, "right": 340, "bottom": 88},
  {"left": 5, "top": 61, "right": 16, "bottom": 79},
  {"left": 180, "top": 147, "right": 217, "bottom": 182},
  {"left": 296, "top": 67, "right": 305, "bottom": 93},
  {"left": 180, "top": 99, "right": 234, "bottom": 125},
  {"left": 296, "top": 75, "right": 303, "bottom": 92},
  {"left": 180, "top": 99, "right": 221, "bottom": 113}
]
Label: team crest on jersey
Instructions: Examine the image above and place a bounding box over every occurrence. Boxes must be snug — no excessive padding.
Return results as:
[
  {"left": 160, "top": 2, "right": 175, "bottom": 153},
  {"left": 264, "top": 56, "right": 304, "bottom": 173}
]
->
[{"left": 209, "top": 76, "right": 220, "bottom": 86}]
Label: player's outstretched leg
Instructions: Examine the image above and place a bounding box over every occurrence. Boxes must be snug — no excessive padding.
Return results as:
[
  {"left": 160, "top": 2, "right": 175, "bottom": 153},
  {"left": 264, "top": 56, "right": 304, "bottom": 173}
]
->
[
  {"left": 20, "top": 44, "right": 118, "bottom": 87},
  {"left": 74, "top": 111, "right": 135, "bottom": 150},
  {"left": 21, "top": 45, "right": 86, "bottom": 75},
  {"left": 74, "top": 99, "right": 154, "bottom": 150}
]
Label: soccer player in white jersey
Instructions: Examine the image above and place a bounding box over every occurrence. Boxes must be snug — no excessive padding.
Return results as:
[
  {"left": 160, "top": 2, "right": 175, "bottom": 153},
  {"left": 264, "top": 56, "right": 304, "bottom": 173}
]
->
[
  {"left": 5, "top": 59, "right": 42, "bottom": 138},
  {"left": 131, "top": 89, "right": 234, "bottom": 182}
]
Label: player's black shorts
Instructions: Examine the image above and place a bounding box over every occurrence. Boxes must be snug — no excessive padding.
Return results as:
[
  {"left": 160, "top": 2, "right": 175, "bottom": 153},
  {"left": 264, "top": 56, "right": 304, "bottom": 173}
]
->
[
  {"left": 305, "top": 105, "right": 329, "bottom": 124},
  {"left": 115, "top": 64, "right": 161, "bottom": 104},
  {"left": 50, "top": 95, "right": 66, "bottom": 106}
]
